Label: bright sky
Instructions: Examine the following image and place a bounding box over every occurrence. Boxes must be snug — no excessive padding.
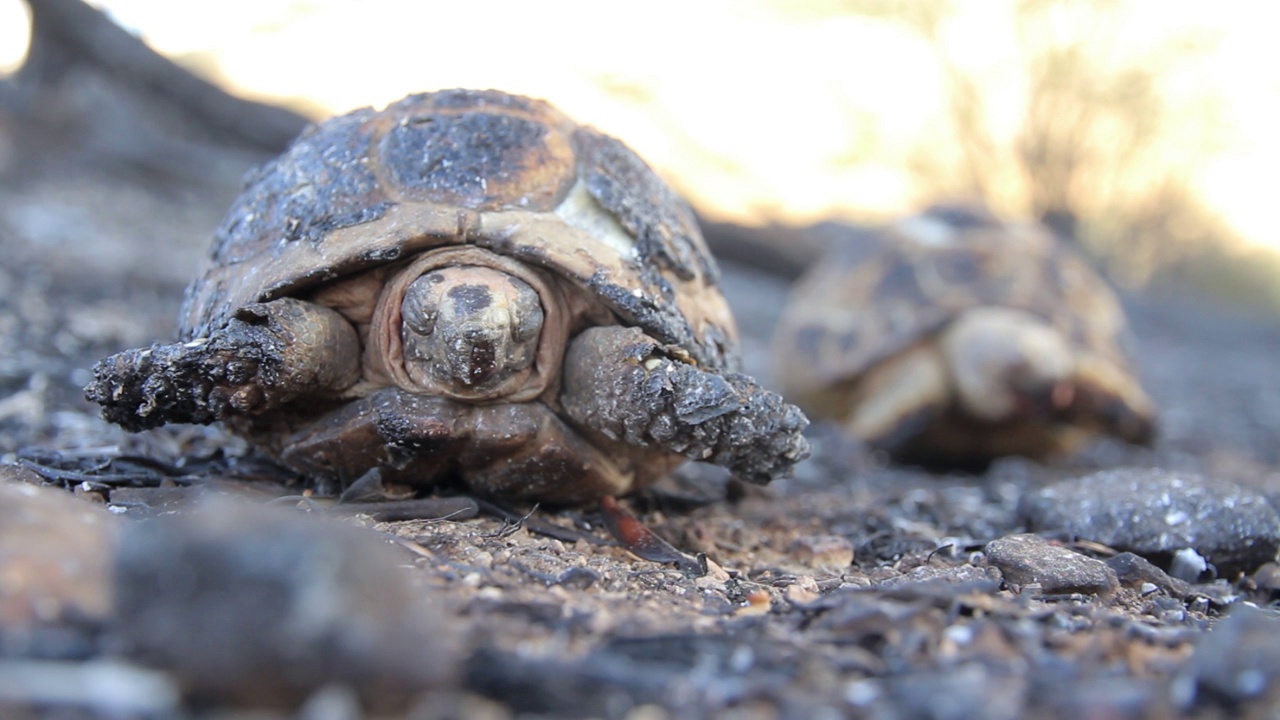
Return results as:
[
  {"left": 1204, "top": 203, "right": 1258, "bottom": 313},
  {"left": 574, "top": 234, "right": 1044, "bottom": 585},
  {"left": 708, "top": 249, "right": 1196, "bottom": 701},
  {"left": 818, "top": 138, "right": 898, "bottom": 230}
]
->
[{"left": 1, "top": 0, "right": 1278, "bottom": 252}]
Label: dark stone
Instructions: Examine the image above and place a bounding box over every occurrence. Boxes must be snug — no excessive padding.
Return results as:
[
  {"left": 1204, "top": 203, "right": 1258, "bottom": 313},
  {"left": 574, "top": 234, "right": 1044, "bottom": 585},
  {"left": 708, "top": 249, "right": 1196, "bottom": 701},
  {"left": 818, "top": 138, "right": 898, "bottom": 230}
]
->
[
  {"left": 466, "top": 633, "right": 805, "bottom": 717},
  {"left": 1020, "top": 468, "right": 1280, "bottom": 575},
  {"left": 985, "top": 534, "right": 1119, "bottom": 596},
  {"left": 111, "top": 497, "right": 455, "bottom": 710},
  {"left": 1183, "top": 604, "right": 1280, "bottom": 706},
  {"left": 1106, "top": 552, "right": 1192, "bottom": 598}
]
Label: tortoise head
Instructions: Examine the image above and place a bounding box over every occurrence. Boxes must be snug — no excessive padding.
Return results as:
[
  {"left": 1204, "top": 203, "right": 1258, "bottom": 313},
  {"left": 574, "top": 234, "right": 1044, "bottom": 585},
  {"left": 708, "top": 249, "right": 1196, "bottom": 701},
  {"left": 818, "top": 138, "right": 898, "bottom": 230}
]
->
[
  {"left": 940, "top": 306, "right": 1075, "bottom": 423},
  {"left": 400, "top": 265, "right": 545, "bottom": 399}
]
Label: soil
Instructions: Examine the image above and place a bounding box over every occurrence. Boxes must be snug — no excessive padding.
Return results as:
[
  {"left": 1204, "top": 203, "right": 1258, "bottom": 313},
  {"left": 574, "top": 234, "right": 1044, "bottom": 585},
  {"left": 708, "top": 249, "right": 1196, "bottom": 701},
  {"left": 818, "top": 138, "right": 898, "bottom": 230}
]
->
[{"left": 4, "top": 83, "right": 1280, "bottom": 719}]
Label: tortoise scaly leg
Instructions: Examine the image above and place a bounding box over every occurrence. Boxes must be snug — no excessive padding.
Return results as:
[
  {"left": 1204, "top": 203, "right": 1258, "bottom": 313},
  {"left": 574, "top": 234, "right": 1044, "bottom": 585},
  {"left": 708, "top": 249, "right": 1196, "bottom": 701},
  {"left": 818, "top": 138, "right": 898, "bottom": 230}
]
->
[
  {"left": 85, "top": 298, "right": 360, "bottom": 431},
  {"left": 560, "top": 326, "right": 810, "bottom": 485}
]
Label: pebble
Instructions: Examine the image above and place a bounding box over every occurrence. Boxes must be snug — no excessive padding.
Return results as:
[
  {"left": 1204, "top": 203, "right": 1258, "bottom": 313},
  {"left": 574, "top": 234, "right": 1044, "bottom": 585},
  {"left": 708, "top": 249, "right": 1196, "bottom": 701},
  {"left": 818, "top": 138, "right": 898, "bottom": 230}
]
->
[
  {"left": 985, "top": 534, "right": 1118, "bottom": 596},
  {"left": 790, "top": 534, "right": 855, "bottom": 572},
  {"left": 1020, "top": 468, "right": 1280, "bottom": 575},
  {"left": 784, "top": 576, "right": 822, "bottom": 606},
  {"left": 0, "top": 471, "right": 120, "bottom": 633},
  {"left": 111, "top": 496, "right": 456, "bottom": 710}
]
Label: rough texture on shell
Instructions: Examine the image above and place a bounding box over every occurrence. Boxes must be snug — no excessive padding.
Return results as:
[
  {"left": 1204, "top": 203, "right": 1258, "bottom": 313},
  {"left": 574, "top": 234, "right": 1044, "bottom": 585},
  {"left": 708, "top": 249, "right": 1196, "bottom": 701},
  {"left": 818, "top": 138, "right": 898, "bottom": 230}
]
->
[
  {"left": 777, "top": 207, "right": 1137, "bottom": 400},
  {"left": 181, "top": 89, "right": 736, "bottom": 371}
]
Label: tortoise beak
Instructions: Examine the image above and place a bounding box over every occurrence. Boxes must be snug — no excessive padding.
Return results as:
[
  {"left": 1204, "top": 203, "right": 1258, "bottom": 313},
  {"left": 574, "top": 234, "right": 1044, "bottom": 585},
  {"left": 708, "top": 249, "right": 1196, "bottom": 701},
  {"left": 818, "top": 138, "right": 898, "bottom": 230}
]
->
[{"left": 441, "top": 323, "right": 501, "bottom": 388}]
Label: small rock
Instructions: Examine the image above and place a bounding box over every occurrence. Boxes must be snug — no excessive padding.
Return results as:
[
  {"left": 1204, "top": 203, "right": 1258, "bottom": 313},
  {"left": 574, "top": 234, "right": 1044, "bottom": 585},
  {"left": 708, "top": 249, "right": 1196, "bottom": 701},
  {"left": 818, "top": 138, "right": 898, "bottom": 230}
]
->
[
  {"left": 985, "top": 534, "right": 1118, "bottom": 596},
  {"left": 1251, "top": 562, "right": 1280, "bottom": 592},
  {"left": 1169, "top": 547, "right": 1209, "bottom": 583},
  {"left": 1020, "top": 468, "right": 1280, "bottom": 575},
  {"left": 736, "top": 588, "right": 774, "bottom": 616},
  {"left": 790, "top": 534, "right": 855, "bottom": 572},
  {"left": 111, "top": 496, "right": 456, "bottom": 710},
  {"left": 784, "top": 576, "right": 822, "bottom": 606},
  {"left": 1146, "top": 596, "right": 1187, "bottom": 623},
  {"left": 1187, "top": 581, "right": 1238, "bottom": 609},
  {"left": 0, "top": 474, "right": 120, "bottom": 633},
  {"left": 877, "top": 564, "right": 1002, "bottom": 589},
  {"left": 1106, "top": 552, "right": 1191, "bottom": 598},
  {"left": 1182, "top": 604, "right": 1280, "bottom": 705}
]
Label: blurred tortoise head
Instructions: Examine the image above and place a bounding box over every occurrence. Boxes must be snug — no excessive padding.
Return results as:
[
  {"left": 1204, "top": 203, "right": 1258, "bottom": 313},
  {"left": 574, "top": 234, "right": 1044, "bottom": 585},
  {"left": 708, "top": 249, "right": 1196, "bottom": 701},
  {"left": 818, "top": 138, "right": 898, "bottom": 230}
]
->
[
  {"left": 86, "top": 89, "right": 808, "bottom": 504},
  {"left": 774, "top": 204, "right": 1156, "bottom": 469}
]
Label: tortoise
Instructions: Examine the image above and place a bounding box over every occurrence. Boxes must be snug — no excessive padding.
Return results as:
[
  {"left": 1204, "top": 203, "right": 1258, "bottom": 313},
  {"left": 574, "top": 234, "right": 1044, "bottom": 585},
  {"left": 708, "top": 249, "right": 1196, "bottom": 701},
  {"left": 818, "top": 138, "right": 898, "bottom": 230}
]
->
[
  {"left": 85, "top": 89, "right": 809, "bottom": 504},
  {"left": 773, "top": 205, "right": 1156, "bottom": 469}
]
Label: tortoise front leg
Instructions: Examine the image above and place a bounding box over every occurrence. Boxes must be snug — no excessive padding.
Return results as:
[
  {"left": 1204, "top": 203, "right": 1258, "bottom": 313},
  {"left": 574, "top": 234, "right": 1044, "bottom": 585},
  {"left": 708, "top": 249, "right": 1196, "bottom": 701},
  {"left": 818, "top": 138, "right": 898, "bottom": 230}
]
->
[
  {"left": 560, "top": 326, "right": 810, "bottom": 485},
  {"left": 85, "top": 298, "right": 360, "bottom": 431}
]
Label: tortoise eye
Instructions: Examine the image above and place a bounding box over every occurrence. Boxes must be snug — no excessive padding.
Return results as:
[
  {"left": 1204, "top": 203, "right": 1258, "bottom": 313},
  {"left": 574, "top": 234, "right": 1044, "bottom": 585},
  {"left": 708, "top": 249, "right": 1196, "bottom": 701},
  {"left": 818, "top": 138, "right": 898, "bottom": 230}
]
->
[
  {"left": 408, "top": 308, "right": 436, "bottom": 335},
  {"left": 511, "top": 303, "right": 541, "bottom": 343},
  {"left": 401, "top": 279, "right": 438, "bottom": 335}
]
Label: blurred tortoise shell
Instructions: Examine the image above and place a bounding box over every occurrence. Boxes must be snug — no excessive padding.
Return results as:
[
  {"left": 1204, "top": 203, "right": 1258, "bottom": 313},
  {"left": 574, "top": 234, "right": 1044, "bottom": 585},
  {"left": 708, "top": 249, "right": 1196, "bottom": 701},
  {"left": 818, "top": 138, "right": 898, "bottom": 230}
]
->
[{"left": 775, "top": 205, "right": 1156, "bottom": 466}]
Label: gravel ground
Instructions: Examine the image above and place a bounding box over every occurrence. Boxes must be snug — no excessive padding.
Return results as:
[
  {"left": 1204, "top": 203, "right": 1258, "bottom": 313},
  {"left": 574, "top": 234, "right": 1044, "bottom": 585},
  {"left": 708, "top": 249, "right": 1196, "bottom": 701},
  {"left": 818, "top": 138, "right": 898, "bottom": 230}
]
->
[{"left": 3, "top": 121, "right": 1280, "bottom": 719}]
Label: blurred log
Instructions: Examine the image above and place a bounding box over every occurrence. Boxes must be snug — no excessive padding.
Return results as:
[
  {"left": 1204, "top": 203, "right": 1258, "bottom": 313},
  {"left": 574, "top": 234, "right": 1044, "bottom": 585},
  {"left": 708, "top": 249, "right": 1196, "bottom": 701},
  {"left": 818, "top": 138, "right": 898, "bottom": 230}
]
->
[
  {"left": 2, "top": 0, "right": 309, "bottom": 187},
  {"left": 15, "top": 0, "right": 308, "bottom": 152}
]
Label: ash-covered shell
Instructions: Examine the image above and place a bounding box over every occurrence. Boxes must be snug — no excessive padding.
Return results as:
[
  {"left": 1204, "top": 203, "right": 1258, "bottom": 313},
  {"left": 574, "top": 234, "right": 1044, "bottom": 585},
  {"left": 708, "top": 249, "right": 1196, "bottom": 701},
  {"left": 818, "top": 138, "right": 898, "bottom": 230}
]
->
[
  {"left": 181, "top": 89, "right": 736, "bottom": 370},
  {"left": 776, "top": 206, "right": 1136, "bottom": 398}
]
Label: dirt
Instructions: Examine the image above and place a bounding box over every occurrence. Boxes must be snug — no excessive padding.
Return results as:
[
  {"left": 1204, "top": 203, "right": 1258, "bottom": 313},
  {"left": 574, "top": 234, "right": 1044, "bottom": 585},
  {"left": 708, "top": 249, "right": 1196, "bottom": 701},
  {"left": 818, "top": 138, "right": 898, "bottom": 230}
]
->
[{"left": 4, "top": 102, "right": 1280, "bottom": 719}]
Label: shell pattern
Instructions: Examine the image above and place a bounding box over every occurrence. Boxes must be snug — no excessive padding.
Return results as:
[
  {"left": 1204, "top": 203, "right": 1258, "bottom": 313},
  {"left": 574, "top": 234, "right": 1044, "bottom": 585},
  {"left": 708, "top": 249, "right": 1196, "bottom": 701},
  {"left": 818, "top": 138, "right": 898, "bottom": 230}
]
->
[{"left": 181, "top": 89, "right": 738, "bottom": 372}]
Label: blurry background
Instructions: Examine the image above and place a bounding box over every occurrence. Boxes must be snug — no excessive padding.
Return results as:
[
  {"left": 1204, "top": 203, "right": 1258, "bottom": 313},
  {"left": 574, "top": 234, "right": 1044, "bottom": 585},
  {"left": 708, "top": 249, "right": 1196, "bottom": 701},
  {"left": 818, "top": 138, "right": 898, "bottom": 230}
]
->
[{"left": 0, "top": 0, "right": 1278, "bottom": 304}]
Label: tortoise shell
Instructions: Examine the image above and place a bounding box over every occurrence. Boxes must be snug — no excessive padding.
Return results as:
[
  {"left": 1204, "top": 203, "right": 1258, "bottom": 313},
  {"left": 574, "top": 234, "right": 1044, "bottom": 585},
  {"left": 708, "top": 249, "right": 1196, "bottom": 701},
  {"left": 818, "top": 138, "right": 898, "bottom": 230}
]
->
[
  {"left": 776, "top": 206, "right": 1146, "bottom": 422},
  {"left": 181, "top": 89, "right": 737, "bottom": 372}
]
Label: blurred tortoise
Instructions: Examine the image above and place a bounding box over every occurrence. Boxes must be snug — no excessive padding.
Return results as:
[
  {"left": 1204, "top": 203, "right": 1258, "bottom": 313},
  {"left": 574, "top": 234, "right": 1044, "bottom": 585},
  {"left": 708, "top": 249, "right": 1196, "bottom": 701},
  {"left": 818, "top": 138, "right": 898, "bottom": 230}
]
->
[
  {"left": 86, "top": 89, "right": 808, "bottom": 504},
  {"left": 774, "top": 205, "right": 1155, "bottom": 469}
]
